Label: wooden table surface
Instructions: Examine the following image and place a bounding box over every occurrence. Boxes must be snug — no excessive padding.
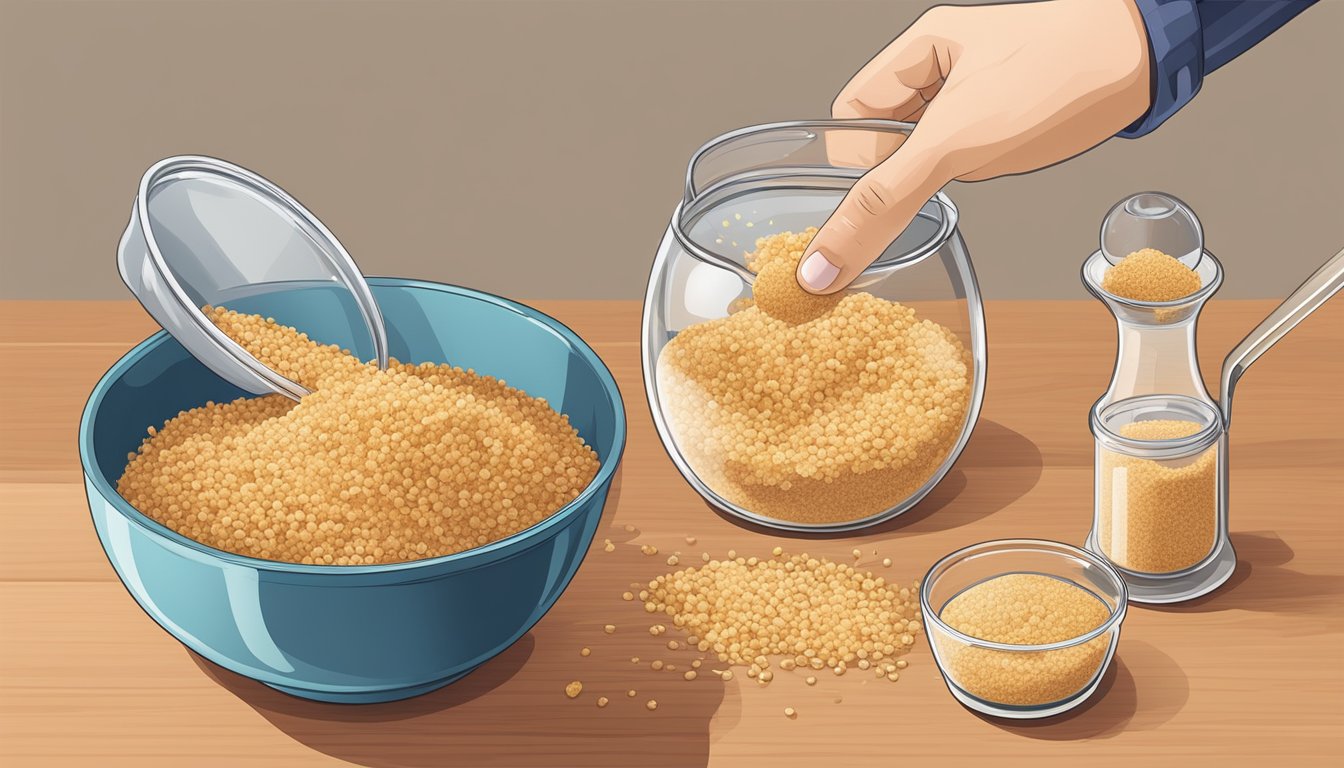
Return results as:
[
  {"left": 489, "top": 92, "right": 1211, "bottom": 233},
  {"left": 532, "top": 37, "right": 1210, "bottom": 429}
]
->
[{"left": 1, "top": 299, "right": 1341, "bottom": 767}]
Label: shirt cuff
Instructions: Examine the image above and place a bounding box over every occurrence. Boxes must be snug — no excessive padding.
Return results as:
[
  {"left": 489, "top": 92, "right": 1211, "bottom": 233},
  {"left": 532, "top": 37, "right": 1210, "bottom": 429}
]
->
[{"left": 1119, "top": 0, "right": 1205, "bottom": 138}]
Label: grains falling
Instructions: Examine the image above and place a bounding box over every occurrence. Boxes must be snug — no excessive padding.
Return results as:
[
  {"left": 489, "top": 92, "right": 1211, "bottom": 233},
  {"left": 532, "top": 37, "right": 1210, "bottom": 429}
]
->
[
  {"left": 656, "top": 230, "right": 972, "bottom": 525},
  {"left": 937, "top": 573, "right": 1112, "bottom": 707},
  {"left": 641, "top": 549, "right": 922, "bottom": 681},
  {"left": 117, "top": 308, "right": 599, "bottom": 565},
  {"left": 1098, "top": 419, "right": 1217, "bottom": 573},
  {"left": 1102, "top": 248, "right": 1201, "bottom": 302},
  {"left": 564, "top": 681, "right": 583, "bottom": 699}
]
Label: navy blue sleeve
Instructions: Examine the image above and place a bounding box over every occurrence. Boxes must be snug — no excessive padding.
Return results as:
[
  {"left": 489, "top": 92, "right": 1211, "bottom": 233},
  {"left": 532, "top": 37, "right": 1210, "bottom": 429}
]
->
[{"left": 1120, "top": 0, "right": 1317, "bottom": 138}]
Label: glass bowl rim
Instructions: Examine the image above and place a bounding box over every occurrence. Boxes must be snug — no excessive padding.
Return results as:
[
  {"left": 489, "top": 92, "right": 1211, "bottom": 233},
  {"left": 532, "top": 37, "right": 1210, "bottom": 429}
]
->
[
  {"left": 80, "top": 277, "right": 627, "bottom": 577},
  {"left": 919, "top": 538, "right": 1129, "bottom": 652}
]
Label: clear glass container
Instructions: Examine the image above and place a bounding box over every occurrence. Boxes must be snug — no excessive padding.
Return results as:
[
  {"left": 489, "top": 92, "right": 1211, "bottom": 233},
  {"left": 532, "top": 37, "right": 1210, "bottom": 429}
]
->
[
  {"left": 1091, "top": 395, "right": 1225, "bottom": 579},
  {"left": 641, "top": 119, "right": 986, "bottom": 532},
  {"left": 1081, "top": 193, "right": 1236, "bottom": 602},
  {"left": 921, "top": 539, "right": 1127, "bottom": 719}
]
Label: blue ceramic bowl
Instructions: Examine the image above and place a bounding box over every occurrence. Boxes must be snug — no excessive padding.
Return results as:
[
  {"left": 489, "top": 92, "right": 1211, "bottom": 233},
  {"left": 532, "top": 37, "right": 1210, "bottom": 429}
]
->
[{"left": 80, "top": 279, "right": 626, "bottom": 703}]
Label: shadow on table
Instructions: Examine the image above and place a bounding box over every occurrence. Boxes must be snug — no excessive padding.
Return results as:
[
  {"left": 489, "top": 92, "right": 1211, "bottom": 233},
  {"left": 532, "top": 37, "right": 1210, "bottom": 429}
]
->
[
  {"left": 977, "top": 640, "right": 1189, "bottom": 740},
  {"left": 192, "top": 467, "right": 725, "bottom": 768},
  {"left": 1146, "top": 531, "right": 1344, "bottom": 629},
  {"left": 711, "top": 419, "right": 1043, "bottom": 539}
]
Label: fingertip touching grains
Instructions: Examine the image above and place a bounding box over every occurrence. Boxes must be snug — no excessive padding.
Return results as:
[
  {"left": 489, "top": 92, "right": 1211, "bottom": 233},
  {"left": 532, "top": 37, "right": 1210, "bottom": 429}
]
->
[{"left": 116, "top": 307, "right": 599, "bottom": 566}]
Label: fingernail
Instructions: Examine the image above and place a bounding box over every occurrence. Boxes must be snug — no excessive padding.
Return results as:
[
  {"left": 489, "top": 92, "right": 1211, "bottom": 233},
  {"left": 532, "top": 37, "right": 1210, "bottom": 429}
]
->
[{"left": 799, "top": 251, "right": 840, "bottom": 291}]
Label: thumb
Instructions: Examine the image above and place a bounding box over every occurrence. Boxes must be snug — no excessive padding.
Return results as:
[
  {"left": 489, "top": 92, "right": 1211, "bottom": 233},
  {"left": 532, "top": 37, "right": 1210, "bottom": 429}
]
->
[{"left": 797, "top": 140, "right": 950, "bottom": 294}]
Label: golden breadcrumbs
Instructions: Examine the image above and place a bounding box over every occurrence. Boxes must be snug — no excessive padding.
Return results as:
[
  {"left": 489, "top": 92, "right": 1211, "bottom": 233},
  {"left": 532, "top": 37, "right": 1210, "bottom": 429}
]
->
[
  {"left": 656, "top": 229, "right": 972, "bottom": 524},
  {"left": 939, "top": 573, "right": 1111, "bottom": 707},
  {"left": 1102, "top": 248, "right": 1201, "bottom": 302},
  {"left": 642, "top": 548, "right": 920, "bottom": 682},
  {"left": 117, "top": 308, "right": 599, "bottom": 565},
  {"left": 1099, "top": 419, "right": 1217, "bottom": 573}
]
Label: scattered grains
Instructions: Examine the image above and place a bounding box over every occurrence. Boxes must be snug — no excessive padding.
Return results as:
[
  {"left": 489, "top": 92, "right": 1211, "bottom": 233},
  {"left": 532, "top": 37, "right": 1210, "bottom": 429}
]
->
[
  {"left": 656, "top": 230, "right": 972, "bottom": 525},
  {"left": 1098, "top": 420, "right": 1216, "bottom": 573},
  {"left": 805, "top": 676, "right": 817, "bottom": 686},
  {"left": 667, "top": 555, "right": 680, "bottom": 566},
  {"left": 580, "top": 647, "right": 591, "bottom": 657},
  {"left": 938, "top": 573, "right": 1112, "bottom": 706},
  {"left": 646, "top": 700, "right": 658, "bottom": 711},
  {"left": 631, "top": 657, "right": 640, "bottom": 664},
  {"left": 882, "top": 558, "right": 892, "bottom": 568},
  {"left": 603, "top": 540, "right": 615, "bottom": 553},
  {"left": 1102, "top": 248, "right": 1201, "bottom": 302},
  {"left": 851, "top": 549, "right": 861, "bottom": 559},
  {"left": 641, "top": 545, "right": 659, "bottom": 556},
  {"left": 684, "top": 670, "right": 698, "bottom": 681},
  {"left": 641, "top": 551, "right": 922, "bottom": 687},
  {"left": 604, "top": 624, "right": 616, "bottom": 635},
  {"left": 627, "top": 689, "right": 637, "bottom": 697},
  {"left": 692, "top": 660, "right": 702, "bottom": 669},
  {"left": 784, "top": 707, "right": 798, "bottom": 719},
  {"left": 651, "top": 660, "right": 664, "bottom": 671},
  {"left": 118, "top": 308, "right": 598, "bottom": 565},
  {"left": 686, "top": 536, "right": 697, "bottom": 545},
  {"left": 565, "top": 681, "right": 583, "bottom": 699},
  {"left": 597, "top": 696, "right": 609, "bottom": 708},
  {"left": 622, "top": 591, "right": 634, "bottom": 601},
  {"left": 668, "top": 640, "right": 680, "bottom": 650}
]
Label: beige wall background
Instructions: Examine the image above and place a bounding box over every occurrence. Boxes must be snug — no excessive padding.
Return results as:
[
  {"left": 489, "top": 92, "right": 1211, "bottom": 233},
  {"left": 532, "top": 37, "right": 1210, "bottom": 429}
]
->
[{"left": 1, "top": 0, "right": 1340, "bottom": 301}]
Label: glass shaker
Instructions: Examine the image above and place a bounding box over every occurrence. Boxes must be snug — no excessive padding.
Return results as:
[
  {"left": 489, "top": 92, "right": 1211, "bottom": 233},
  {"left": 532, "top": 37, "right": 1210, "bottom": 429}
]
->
[
  {"left": 1081, "top": 193, "right": 1235, "bottom": 603},
  {"left": 642, "top": 120, "right": 987, "bottom": 532}
]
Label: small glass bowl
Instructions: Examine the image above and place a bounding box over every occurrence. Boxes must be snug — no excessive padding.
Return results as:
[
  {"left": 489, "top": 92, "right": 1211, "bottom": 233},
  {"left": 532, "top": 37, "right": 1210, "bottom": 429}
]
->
[{"left": 920, "top": 539, "right": 1128, "bottom": 719}]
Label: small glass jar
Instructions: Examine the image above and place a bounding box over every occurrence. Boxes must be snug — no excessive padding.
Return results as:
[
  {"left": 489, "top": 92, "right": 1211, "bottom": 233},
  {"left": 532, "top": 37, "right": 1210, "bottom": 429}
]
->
[
  {"left": 1089, "top": 395, "right": 1231, "bottom": 599},
  {"left": 641, "top": 120, "right": 986, "bottom": 532}
]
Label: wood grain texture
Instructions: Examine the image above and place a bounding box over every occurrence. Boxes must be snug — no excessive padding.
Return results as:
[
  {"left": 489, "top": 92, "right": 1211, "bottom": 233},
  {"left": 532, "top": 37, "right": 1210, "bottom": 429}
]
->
[{"left": 1, "top": 299, "right": 1341, "bottom": 766}]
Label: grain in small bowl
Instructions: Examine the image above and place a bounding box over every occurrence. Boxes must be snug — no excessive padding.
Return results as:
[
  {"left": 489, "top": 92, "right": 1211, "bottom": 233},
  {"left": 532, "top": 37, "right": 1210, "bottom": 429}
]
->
[{"left": 920, "top": 539, "right": 1127, "bottom": 719}]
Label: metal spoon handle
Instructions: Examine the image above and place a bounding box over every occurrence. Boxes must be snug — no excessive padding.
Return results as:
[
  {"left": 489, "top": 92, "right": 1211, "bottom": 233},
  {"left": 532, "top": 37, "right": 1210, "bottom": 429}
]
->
[{"left": 1220, "top": 246, "right": 1344, "bottom": 429}]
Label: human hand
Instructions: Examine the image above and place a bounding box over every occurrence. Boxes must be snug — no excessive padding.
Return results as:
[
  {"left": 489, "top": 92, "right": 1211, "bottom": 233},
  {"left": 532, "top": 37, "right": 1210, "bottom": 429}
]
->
[{"left": 798, "top": 0, "right": 1153, "bottom": 293}]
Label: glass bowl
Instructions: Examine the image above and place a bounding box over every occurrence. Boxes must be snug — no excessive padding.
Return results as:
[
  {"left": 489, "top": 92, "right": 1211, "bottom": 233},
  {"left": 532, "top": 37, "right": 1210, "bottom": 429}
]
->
[
  {"left": 642, "top": 119, "right": 986, "bottom": 532},
  {"left": 80, "top": 279, "right": 626, "bottom": 703},
  {"left": 920, "top": 539, "right": 1128, "bottom": 719}
]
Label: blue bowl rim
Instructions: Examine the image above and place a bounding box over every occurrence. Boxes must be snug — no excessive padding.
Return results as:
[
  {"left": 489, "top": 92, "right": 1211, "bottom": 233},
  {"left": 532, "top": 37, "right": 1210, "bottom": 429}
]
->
[{"left": 79, "top": 276, "right": 627, "bottom": 576}]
